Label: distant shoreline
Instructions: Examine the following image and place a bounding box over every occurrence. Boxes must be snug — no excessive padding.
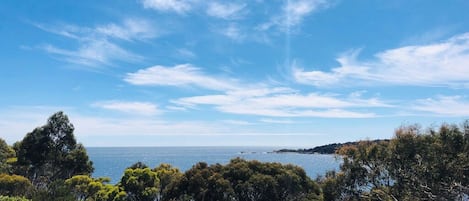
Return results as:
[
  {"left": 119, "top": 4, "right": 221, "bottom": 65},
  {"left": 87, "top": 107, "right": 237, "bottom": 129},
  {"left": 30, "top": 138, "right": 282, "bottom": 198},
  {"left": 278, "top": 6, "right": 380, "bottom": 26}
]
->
[{"left": 273, "top": 139, "right": 390, "bottom": 154}]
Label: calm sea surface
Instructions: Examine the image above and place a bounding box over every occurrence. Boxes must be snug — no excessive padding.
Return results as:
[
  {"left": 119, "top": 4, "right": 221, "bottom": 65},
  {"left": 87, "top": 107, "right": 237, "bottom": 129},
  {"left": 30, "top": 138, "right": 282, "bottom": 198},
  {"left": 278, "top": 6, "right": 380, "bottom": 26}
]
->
[{"left": 87, "top": 147, "right": 342, "bottom": 183}]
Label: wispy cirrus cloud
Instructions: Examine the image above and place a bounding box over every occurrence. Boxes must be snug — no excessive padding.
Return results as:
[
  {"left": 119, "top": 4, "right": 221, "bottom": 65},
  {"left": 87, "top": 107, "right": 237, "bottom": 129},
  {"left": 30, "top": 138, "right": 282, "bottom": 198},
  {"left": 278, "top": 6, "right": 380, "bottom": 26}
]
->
[
  {"left": 35, "top": 18, "right": 156, "bottom": 67},
  {"left": 258, "top": 0, "right": 330, "bottom": 31},
  {"left": 174, "top": 89, "right": 389, "bottom": 118},
  {"left": 176, "top": 48, "right": 196, "bottom": 59},
  {"left": 124, "top": 64, "right": 239, "bottom": 91},
  {"left": 219, "top": 23, "right": 245, "bottom": 41},
  {"left": 141, "top": 0, "right": 192, "bottom": 14},
  {"left": 42, "top": 40, "right": 141, "bottom": 67},
  {"left": 284, "top": 0, "right": 328, "bottom": 27},
  {"left": 95, "top": 19, "right": 157, "bottom": 41},
  {"left": 293, "top": 33, "right": 469, "bottom": 87},
  {"left": 259, "top": 118, "right": 295, "bottom": 124},
  {"left": 125, "top": 63, "right": 389, "bottom": 118},
  {"left": 221, "top": 120, "right": 254, "bottom": 125},
  {"left": 206, "top": 2, "right": 247, "bottom": 20},
  {"left": 92, "top": 101, "right": 160, "bottom": 116},
  {"left": 412, "top": 96, "right": 469, "bottom": 117}
]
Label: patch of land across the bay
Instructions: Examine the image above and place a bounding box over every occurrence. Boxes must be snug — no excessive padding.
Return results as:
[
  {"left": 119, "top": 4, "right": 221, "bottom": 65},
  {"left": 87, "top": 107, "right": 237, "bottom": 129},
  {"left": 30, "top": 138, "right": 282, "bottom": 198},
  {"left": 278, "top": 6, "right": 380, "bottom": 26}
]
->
[{"left": 274, "top": 139, "right": 390, "bottom": 154}]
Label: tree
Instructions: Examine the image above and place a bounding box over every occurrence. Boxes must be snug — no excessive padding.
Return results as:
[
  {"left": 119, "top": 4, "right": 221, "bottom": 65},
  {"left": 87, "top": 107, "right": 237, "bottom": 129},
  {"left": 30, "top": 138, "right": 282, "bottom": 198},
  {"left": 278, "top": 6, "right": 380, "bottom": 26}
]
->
[
  {"left": 328, "top": 121, "right": 469, "bottom": 200},
  {"left": 65, "top": 175, "right": 126, "bottom": 201},
  {"left": 16, "top": 112, "right": 93, "bottom": 187},
  {"left": 165, "top": 162, "right": 234, "bottom": 201},
  {"left": 165, "top": 158, "right": 322, "bottom": 201},
  {"left": 0, "top": 138, "right": 15, "bottom": 174},
  {"left": 153, "top": 163, "right": 183, "bottom": 201},
  {"left": 0, "top": 196, "right": 31, "bottom": 201},
  {"left": 65, "top": 175, "right": 103, "bottom": 201},
  {"left": 0, "top": 174, "right": 33, "bottom": 197},
  {"left": 120, "top": 164, "right": 159, "bottom": 201}
]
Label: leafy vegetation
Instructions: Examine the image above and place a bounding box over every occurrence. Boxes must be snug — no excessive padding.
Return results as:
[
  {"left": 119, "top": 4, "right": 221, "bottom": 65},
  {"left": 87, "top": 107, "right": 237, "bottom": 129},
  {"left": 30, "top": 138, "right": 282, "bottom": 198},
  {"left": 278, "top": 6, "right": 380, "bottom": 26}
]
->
[
  {"left": 0, "top": 196, "right": 30, "bottom": 201},
  {"left": 164, "top": 158, "right": 322, "bottom": 201},
  {"left": 318, "top": 121, "right": 469, "bottom": 200},
  {"left": 275, "top": 139, "right": 390, "bottom": 154},
  {"left": 0, "top": 111, "right": 468, "bottom": 200}
]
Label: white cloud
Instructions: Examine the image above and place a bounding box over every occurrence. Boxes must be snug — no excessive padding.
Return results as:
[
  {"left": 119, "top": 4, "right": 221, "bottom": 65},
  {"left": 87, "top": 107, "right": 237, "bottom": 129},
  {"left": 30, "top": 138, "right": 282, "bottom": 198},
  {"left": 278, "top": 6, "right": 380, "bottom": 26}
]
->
[
  {"left": 258, "top": 0, "right": 329, "bottom": 31},
  {"left": 217, "top": 105, "right": 375, "bottom": 118},
  {"left": 95, "top": 19, "right": 157, "bottom": 41},
  {"left": 36, "top": 19, "right": 155, "bottom": 67},
  {"left": 259, "top": 118, "right": 295, "bottom": 124},
  {"left": 284, "top": 0, "right": 327, "bottom": 27},
  {"left": 176, "top": 48, "right": 196, "bottom": 59},
  {"left": 293, "top": 33, "right": 469, "bottom": 87},
  {"left": 124, "top": 64, "right": 239, "bottom": 91},
  {"left": 92, "top": 101, "right": 160, "bottom": 116},
  {"left": 206, "top": 2, "right": 246, "bottom": 20},
  {"left": 174, "top": 95, "right": 238, "bottom": 107},
  {"left": 413, "top": 96, "right": 469, "bottom": 116},
  {"left": 219, "top": 23, "right": 245, "bottom": 41},
  {"left": 42, "top": 40, "right": 141, "bottom": 67},
  {"left": 0, "top": 106, "right": 226, "bottom": 144},
  {"left": 221, "top": 120, "right": 254, "bottom": 125},
  {"left": 174, "top": 90, "right": 388, "bottom": 118},
  {"left": 73, "top": 117, "right": 221, "bottom": 137},
  {"left": 141, "top": 0, "right": 192, "bottom": 14}
]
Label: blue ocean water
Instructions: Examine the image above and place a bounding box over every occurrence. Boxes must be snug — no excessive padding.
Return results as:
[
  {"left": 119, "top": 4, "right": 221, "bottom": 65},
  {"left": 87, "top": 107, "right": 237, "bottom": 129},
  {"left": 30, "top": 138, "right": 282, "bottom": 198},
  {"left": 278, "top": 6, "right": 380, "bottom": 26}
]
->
[{"left": 87, "top": 147, "right": 342, "bottom": 183}]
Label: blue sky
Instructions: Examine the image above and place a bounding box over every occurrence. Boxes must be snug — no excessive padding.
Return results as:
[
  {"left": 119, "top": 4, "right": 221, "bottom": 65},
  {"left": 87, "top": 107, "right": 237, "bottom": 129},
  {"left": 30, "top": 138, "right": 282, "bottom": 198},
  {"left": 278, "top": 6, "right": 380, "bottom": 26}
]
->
[{"left": 1, "top": 0, "right": 468, "bottom": 147}]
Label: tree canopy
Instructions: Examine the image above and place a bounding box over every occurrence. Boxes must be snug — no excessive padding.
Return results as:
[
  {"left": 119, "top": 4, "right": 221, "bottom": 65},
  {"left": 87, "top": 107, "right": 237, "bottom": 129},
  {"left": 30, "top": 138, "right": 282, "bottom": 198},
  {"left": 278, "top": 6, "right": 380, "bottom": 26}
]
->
[
  {"left": 16, "top": 112, "right": 93, "bottom": 187},
  {"left": 319, "top": 121, "right": 469, "bottom": 200},
  {"left": 1, "top": 112, "right": 468, "bottom": 200}
]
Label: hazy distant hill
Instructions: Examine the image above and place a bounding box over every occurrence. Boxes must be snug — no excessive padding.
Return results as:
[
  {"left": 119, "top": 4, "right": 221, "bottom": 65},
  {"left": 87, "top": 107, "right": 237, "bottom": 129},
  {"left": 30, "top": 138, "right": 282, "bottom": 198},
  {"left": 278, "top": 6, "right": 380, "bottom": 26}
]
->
[{"left": 274, "top": 139, "right": 390, "bottom": 154}]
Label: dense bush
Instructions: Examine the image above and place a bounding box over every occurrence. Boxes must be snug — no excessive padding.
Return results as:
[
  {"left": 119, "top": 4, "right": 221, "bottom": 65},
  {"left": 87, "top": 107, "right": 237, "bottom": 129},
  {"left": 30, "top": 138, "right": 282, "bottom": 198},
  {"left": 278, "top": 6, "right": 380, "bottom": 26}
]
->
[
  {"left": 164, "top": 158, "right": 322, "bottom": 201},
  {"left": 1, "top": 112, "right": 467, "bottom": 201},
  {"left": 319, "top": 121, "right": 469, "bottom": 200},
  {"left": 0, "top": 174, "right": 32, "bottom": 197},
  {"left": 0, "top": 196, "right": 30, "bottom": 201}
]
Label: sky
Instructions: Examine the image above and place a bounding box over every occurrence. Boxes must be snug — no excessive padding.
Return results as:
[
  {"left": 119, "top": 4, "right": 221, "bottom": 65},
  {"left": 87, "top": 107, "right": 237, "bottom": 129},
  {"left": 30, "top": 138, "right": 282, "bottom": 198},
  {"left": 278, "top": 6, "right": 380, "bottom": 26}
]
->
[{"left": 0, "top": 0, "right": 468, "bottom": 147}]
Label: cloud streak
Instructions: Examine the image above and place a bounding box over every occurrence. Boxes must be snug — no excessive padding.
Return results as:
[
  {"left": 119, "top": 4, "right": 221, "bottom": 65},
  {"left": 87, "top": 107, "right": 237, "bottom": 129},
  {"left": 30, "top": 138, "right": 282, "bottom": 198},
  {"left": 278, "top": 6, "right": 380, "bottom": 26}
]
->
[
  {"left": 258, "top": 0, "right": 329, "bottom": 31},
  {"left": 36, "top": 19, "right": 156, "bottom": 67},
  {"left": 412, "top": 96, "right": 469, "bottom": 116},
  {"left": 141, "top": 0, "right": 192, "bottom": 14},
  {"left": 174, "top": 90, "right": 389, "bottom": 118},
  {"left": 42, "top": 40, "right": 141, "bottom": 67},
  {"left": 124, "top": 64, "right": 239, "bottom": 91},
  {"left": 206, "top": 2, "right": 247, "bottom": 20},
  {"left": 92, "top": 101, "right": 160, "bottom": 116},
  {"left": 294, "top": 33, "right": 469, "bottom": 87}
]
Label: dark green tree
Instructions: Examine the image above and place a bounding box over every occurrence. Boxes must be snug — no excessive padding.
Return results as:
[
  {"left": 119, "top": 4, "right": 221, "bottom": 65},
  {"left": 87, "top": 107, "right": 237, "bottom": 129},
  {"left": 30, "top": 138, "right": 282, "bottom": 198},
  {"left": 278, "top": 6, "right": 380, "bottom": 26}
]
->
[
  {"left": 165, "top": 159, "right": 322, "bottom": 201},
  {"left": 152, "top": 163, "right": 183, "bottom": 201},
  {"left": 16, "top": 112, "right": 93, "bottom": 187},
  {"left": 325, "top": 121, "right": 469, "bottom": 200},
  {"left": 0, "top": 138, "right": 15, "bottom": 174}
]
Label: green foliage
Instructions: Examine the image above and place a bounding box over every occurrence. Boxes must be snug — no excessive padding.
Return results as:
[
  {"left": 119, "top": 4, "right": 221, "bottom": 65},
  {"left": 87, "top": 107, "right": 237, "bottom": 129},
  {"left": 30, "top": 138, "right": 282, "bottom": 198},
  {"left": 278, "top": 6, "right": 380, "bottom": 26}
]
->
[
  {"left": 65, "top": 175, "right": 125, "bottom": 201},
  {"left": 6, "top": 111, "right": 467, "bottom": 201},
  {"left": 94, "top": 184, "right": 127, "bottom": 201},
  {"left": 165, "top": 158, "right": 322, "bottom": 201},
  {"left": 153, "top": 163, "right": 183, "bottom": 200},
  {"left": 0, "top": 174, "right": 33, "bottom": 197},
  {"left": 16, "top": 111, "right": 93, "bottom": 187},
  {"left": 31, "top": 179, "right": 75, "bottom": 201},
  {"left": 0, "top": 196, "right": 30, "bottom": 201},
  {"left": 120, "top": 165, "right": 159, "bottom": 201},
  {"left": 321, "top": 121, "right": 469, "bottom": 200},
  {"left": 0, "top": 139, "right": 15, "bottom": 174}
]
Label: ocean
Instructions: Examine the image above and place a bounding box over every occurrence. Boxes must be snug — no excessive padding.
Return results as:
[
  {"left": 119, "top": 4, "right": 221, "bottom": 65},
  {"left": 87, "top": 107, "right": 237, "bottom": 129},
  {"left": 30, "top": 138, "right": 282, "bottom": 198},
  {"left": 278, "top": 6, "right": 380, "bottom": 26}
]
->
[{"left": 87, "top": 147, "right": 342, "bottom": 184}]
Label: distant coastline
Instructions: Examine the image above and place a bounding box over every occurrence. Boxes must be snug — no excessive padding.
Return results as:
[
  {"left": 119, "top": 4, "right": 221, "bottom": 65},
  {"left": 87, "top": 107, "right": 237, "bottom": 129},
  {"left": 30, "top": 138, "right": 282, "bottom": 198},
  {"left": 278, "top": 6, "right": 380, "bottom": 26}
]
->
[{"left": 274, "top": 139, "right": 390, "bottom": 154}]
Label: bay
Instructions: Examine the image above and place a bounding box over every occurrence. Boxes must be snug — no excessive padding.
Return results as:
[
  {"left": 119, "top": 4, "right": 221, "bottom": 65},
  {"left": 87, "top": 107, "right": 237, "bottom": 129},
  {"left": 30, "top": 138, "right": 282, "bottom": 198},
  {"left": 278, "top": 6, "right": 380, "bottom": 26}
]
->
[{"left": 87, "top": 146, "right": 342, "bottom": 183}]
